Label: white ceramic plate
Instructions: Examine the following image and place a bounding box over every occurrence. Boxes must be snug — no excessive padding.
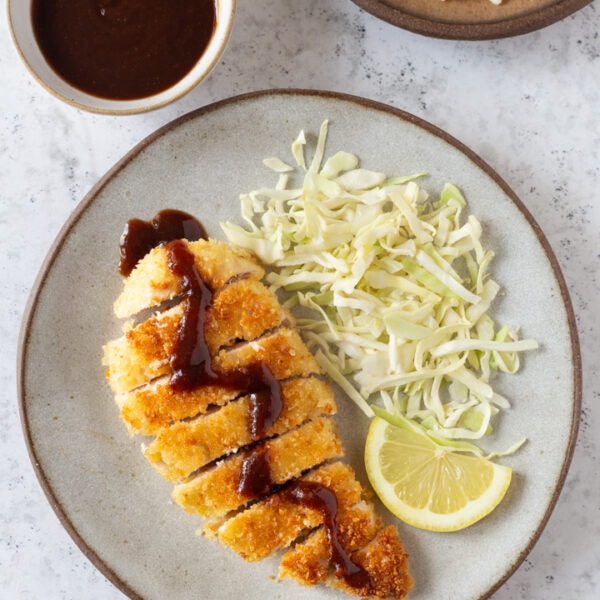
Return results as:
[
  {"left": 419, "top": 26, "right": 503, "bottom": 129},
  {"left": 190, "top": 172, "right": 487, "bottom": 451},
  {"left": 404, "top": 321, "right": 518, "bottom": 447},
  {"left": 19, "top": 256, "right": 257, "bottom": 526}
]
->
[{"left": 18, "top": 90, "right": 580, "bottom": 600}]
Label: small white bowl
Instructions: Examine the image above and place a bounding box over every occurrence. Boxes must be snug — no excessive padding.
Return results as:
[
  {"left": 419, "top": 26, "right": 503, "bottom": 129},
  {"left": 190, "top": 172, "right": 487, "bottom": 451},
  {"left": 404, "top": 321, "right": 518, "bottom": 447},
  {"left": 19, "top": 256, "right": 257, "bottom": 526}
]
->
[{"left": 7, "top": 0, "right": 236, "bottom": 115}]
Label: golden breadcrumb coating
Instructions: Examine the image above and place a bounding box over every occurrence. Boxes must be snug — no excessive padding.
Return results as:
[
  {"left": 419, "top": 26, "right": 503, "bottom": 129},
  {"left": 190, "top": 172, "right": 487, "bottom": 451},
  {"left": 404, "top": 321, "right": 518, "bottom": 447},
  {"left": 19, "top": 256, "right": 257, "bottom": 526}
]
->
[
  {"left": 278, "top": 500, "right": 382, "bottom": 586},
  {"left": 144, "top": 377, "right": 337, "bottom": 481},
  {"left": 104, "top": 318, "right": 319, "bottom": 396},
  {"left": 103, "top": 307, "right": 175, "bottom": 394},
  {"left": 103, "top": 277, "right": 291, "bottom": 395},
  {"left": 281, "top": 524, "right": 413, "bottom": 599},
  {"left": 172, "top": 416, "right": 344, "bottom": 519},
  {"left": 334, "top": 526, "right": 413, "bottom": 600},
  {"left": 205, "top": 277, "right": 292, "bottom": 352},
  {"left": 212, "top": 327, "right": 321, "bottom": 381},
  {"left": 113, "top": 238, "right": 264, "bottom": 318},
  {"left": 215, "top": 462, "right": 364, "bottom": 561},
  {"left": 115, "top": 376, "right": 243, "bottom": 437}
]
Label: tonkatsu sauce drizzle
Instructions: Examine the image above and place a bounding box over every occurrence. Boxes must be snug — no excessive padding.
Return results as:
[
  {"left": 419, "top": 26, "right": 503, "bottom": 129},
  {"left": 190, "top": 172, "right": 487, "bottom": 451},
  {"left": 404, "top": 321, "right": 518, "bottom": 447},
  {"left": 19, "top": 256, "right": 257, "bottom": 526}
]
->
[
  {"left": 162, "top": 237, "right": 284, "bottom": 400},
  {"left": 119, "top": 209, "right": 207, "bottom": 276},
  {"left": 248, "top": 363, "right": 283, "bottom": 439},
  {"left": 120, "top": 211, "right": 286, "bottom": 401},
  {"left": 287, "top": 482, "right": 370, "bottom": 589},
  {"left": 237, "top": 446, "right": 272, "bottom": 498},
  {"left": 166, "top": 239, "right": 216, "bottom": 391}
]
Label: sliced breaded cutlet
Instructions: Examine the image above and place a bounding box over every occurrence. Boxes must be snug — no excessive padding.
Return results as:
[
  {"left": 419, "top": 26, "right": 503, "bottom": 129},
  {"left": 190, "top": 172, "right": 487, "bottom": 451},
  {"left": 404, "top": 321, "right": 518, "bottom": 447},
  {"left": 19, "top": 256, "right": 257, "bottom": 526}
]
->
[
  {"left": 115, "top": 376, "right": 244, "bottom": 437},
  {"left": 103, "top": 277, "right": 291, "bottom": 395},
  {"left": 280, "top": 524, "right": 413, "bottom": 599},
  {"left": 279, "top": 507, "right": 412, "bottom": 598},
  {"left": 204, "top": 276, "right": 293, "bottom": 351},
  {"left": 172, "top": 416, "right": 344, "bottom": 520},
  {"left": 105, "top": 324, "right": 320, "bottom": 396},
  {"left": 144, "top": 377, "right": 337, "bottom": 481},
  {"left": 217, "top": 460, "right": 412, "bottom": 598},
  {"left": 214, "top": 462, "right": 364, "bottom": 561},
  {"left": 335, "top": 526, "right": 413, "bottom": 599},
  {"left": 104, "top": 235, "right": 412, "bottom": 599},
  {"left": 113, "top": 238, "right": 264, "bottom": 318},
  {"left": 279, "top": 500, "right": 382, "bottom": 585},
  {"left": 211, "top": 327, "right": 321, "bottom": 381}
]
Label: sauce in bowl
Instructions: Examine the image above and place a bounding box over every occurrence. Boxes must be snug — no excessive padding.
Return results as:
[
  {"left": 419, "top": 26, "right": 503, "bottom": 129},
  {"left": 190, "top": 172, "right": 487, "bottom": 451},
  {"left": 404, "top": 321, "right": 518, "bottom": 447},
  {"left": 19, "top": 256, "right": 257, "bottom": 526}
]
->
[{"left": 31, "top": 0, "right": 217, "bottom": 100}]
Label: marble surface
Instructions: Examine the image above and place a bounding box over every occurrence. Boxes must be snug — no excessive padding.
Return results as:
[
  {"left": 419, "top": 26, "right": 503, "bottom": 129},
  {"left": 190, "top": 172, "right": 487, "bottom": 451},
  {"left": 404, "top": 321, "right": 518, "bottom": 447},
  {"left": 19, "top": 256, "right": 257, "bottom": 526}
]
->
[{"left": 1, "top": 1, "right": 598, "bottom": 599}]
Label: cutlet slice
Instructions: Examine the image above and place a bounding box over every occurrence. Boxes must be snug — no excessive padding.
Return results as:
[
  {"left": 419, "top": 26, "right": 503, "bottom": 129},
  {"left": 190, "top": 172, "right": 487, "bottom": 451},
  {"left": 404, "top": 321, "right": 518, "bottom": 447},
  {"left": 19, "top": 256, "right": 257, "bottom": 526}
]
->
[
  {"left": 282, "top": 525, "right": 413, "bottom": 599},
  {"left": 103, "top": 278, "right": 291, "bottom": 395},
  {"left": 336, "top": 526, "right": 413, "bottom": 600},
  {"left": 212, "top": 327, "right": 320, "bottom": 381},
  {"left": 144, "top": 377, "right": 337, "bottom": 481},
  {"left": 205, "top": 277, "right": 292, "bottom": 352},
  {"left": 103, "top": 308, "right": 176, "bottom": 394},
  {"left": 115, "top": 377, "right": 244, "bottom": 437},
  {"left": 114, "top": 238, "right": 264, "bottom": 318},
  {"left": 215, "top": 462, "right": 364, "bottom": 562},
  {"left": 172, "top": 416, "right": 344, "bottom": 519},
  {"left": 278, "top": 496, "right": 412, "bottom": 598},
  {"left": 279, "top": 500, "right": 382, "bottom": 586}
]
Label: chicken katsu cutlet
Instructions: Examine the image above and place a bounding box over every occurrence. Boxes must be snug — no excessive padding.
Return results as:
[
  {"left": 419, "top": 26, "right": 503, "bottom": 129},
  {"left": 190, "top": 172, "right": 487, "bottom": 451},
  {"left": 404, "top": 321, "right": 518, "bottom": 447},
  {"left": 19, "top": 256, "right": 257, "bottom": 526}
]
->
[{"left": 102, "top": 211, "right": 412, "bottom": 599}]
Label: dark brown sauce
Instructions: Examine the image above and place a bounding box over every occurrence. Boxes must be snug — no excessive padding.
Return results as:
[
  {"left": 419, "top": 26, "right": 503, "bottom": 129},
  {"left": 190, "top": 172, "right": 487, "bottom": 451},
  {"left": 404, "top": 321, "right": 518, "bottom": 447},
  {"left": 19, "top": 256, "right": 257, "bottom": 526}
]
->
[
  {"left": 237, "top": 446, "right": 272, "bottom": 499},
  {"left": 287, "top": 482, "right": 370, "bottom": 589},
  {"left": 166, "top": 239, "right": 217, "bottom": 391},
  {"left": 31, "top": 0, "right": 217, "bottom": 100},
  {"left": 164, "top": 238, "right": 284, "bottom": 405},
  {"left": 119, "top": 209, "right": 208, "bottom": 276},
  {"left": 248, "top": 363, "right": 283, "bottom": 439}
]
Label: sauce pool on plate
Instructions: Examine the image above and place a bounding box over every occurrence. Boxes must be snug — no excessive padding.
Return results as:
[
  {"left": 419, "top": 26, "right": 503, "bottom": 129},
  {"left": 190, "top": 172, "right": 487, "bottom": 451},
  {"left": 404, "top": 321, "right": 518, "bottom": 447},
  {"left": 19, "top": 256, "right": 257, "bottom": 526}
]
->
[{"left": 31, "top": 0, "right": 217, "bottom": 100}]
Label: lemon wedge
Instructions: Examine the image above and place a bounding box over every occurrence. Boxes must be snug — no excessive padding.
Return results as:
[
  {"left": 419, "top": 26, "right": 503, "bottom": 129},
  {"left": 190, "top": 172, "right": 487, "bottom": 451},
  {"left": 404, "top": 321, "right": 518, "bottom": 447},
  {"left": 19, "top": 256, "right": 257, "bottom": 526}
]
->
[{"left": 364, "top": 416, "right": 512, "bottom": 532}]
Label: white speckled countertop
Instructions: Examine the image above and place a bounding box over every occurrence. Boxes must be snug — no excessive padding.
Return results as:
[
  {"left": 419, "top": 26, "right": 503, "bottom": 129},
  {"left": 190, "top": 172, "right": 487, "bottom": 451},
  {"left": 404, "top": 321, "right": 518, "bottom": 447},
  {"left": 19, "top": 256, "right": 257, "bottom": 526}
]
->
[{"left": 1, "top": 1, "right": 598, "bottom": 599}]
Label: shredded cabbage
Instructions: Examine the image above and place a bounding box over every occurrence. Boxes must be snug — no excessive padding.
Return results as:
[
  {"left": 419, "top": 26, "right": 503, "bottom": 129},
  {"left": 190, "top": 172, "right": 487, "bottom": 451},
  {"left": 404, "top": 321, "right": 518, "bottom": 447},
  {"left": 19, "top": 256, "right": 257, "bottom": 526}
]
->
[{"left": 221, "top": 120, "right": 537, "bottom": 451}]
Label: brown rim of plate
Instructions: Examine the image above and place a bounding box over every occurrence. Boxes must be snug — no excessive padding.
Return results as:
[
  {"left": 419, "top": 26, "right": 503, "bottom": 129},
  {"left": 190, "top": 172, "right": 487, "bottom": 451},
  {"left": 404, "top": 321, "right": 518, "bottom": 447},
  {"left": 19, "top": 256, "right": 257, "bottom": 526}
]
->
[
  {"left": 17, "top": 89, "right": 582, "bottom": 600},
  {"left": 350, "top": 0, "right": 593, "bottom": 40}
]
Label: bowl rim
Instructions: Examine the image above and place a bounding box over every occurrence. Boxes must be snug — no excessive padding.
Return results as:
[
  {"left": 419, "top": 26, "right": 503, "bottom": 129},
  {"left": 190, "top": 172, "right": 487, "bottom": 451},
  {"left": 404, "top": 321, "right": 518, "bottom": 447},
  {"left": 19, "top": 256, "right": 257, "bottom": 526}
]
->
[
  {"left": 349, "top": 0, "right": 593, "bottom": 40},
  {"left": 6, "top": 0, "right": 237, "bottom": 115}
]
